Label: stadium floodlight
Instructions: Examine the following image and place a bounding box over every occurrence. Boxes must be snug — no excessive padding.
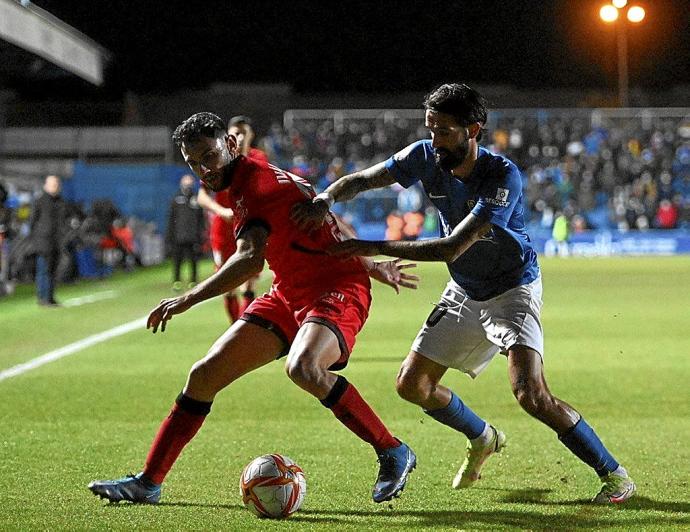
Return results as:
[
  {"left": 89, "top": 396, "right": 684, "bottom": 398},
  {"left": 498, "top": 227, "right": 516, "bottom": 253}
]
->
[
  {"left": 627, "top": 6, "right": 645, "bottom": 23},
  {"left": 599, "top": 2, "right": 647, "bottom": 107},
  {"left": 599, "top": 4, "right": 619, "bottom": 22}
]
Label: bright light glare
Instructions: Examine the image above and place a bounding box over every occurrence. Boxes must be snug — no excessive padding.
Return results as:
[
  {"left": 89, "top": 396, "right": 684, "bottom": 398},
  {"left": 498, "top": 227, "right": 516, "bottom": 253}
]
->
[
  {"left": 600, "top": 4, "right": 619, "bottom": 22},
  {"left": 612, "top": 0, "right": 627, "bottom": 8},
  {"left": 627, "top": 5, "right": 646, "bottom": 22}
]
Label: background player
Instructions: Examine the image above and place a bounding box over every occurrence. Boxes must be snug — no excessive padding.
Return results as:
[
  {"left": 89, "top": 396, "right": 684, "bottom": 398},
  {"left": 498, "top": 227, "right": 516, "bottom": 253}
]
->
[
  {"left": 291, "top": 83, "right": 635, "bottom": 504},
  {"left": 88, "top": 112, "right": 419, "bottom": 505},
  {"left": 196, "top": 115, "right": 267, "bottom": 321}
]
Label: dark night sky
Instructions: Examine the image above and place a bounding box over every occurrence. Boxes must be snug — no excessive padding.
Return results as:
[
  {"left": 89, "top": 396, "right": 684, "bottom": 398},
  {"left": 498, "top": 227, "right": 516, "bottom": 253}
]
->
[{"left": 22, "top": 0, "right": 690, "bottom": 98}]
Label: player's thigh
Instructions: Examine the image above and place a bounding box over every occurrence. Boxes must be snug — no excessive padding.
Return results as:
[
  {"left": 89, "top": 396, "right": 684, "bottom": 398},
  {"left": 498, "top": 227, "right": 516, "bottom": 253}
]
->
[
  {"left": 188, "top": 319, "right": 284, "bottom": 389},
  {"left": 480, "top": 277, "right": 544, "bottom": 358},
  {"left": 507, "top": 345, "right": 548, "bottom": 394},
  {"left": 412, "top": 285, "right": 491, "bottom": 375}
]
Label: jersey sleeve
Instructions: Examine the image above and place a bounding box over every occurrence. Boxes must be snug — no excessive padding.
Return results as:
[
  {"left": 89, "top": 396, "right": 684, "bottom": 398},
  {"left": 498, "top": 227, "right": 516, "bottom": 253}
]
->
[
  {"left": 384, "top": 140, "right": 432, "bottom": 188},
  {"left": 235, "top": 191, "right": 285, "bottom": 239},
  {"left": 470, "top": 161, "right": 522, "bottom": 228}
]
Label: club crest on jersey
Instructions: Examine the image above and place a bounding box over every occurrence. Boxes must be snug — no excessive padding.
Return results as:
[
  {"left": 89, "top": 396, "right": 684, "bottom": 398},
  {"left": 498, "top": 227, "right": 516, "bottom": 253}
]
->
[
  {"left": 466, "top": 199, "right": 476, "bottom": 209},
  {"left": 234, "top": 196, "right": 248, "bottom": 219}
]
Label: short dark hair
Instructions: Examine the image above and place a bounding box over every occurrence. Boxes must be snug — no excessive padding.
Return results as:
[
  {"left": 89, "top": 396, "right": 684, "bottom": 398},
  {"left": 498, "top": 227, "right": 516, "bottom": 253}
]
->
[
  {"left": 423, "top": 83, "right": 488, "bottom": 140},
  {"left": 228, "top": 115, "right": 252, "bottom": 128},
  {"left": 172, "top": 112, "right": 227, "bottom": 148}
]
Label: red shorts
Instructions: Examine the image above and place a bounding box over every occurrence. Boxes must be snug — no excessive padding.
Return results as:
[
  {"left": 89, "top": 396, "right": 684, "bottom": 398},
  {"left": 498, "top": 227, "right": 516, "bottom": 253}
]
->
[
  {"left": 210, "top": 217, "right": 237, "bottom": 267},
  {"left": 241, "top": 278, "right": 372, "bottom": 370}
]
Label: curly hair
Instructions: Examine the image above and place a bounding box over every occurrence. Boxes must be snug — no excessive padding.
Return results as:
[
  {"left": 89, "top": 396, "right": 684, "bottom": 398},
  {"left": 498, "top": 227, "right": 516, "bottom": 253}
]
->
[
  {"left": 172, "top": 112, "right": 227, "bottom": 148},
  {"left": 423, "top": 83, "right": 488, "bottom": 141}
]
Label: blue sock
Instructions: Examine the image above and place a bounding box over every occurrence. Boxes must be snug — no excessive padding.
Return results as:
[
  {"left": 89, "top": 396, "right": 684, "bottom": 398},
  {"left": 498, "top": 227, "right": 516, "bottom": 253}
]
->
[
  {"left": 559, "top": 418, "right": 619, "bottom": 477},
  {"left": 425, "top": 392, "right": 487, "bottom": 440}
]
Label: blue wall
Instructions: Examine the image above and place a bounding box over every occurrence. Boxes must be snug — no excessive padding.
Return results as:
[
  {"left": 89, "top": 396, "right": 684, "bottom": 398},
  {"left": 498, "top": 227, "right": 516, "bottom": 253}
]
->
[{"left": 63, "top": 162, "right": 190, "bottom": 234}]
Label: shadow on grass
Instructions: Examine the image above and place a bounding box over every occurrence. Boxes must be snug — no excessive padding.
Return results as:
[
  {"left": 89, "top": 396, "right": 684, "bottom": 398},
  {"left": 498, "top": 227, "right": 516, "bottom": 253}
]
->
[
  {"left": 502, "top": 489, "right": 690, "bottom": 514},
  {"left": 158, "top": 501, "right": 245, "bottom": 511},
  {"left": 291, "top": 503, "right": 689, "bottom": 529},
  {"left": 104, "top": 494, "right": 690, "bottom": 528},
  {"left": 104, "top": 501, "right": 244, "bottom": 511}
]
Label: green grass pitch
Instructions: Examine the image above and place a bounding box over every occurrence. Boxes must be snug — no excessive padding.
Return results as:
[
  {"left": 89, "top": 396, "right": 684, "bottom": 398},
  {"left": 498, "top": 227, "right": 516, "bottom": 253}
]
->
[{"left": 1, "top": 257, "right": 689, "bottom": 530}]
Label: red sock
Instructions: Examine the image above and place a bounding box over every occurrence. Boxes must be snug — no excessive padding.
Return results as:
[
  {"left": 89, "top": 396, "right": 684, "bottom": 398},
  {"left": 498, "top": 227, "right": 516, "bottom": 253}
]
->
[
  {"left": 142, "top": 395, "right": 211, "bottom": 484},
  {"left": 324, "top": 377, "right": 399, "bottom": 451},
  {"left": 223, "top": 294, "right": 240, "bottom": 323}
]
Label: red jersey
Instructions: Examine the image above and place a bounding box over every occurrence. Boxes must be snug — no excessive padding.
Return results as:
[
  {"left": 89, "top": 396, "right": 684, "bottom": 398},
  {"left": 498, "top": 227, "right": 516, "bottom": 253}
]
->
[
  {"left": 227, "top": 156, "right": 370, "bottom": 304},
  {"left": 209, "top": 147, "right": 269, "bottom": 249}
]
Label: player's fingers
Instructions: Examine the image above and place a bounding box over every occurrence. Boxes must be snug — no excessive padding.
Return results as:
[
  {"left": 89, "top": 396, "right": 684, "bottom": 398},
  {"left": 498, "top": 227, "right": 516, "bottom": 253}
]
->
[
  {"left": 399, "top": 281, "right": 418, "bottom": 289},
  {"left": 401, "top": 273, "right": 420, "bottom": 281},
  {"left": 399, "top": 262, "right": 418, "bottom": 269}
]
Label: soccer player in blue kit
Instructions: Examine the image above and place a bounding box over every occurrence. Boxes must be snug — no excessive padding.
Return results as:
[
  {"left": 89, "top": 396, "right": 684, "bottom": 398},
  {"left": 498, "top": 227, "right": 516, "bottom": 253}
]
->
[{"left": 291, "top": 83, "right": 635, "bottom": 504}]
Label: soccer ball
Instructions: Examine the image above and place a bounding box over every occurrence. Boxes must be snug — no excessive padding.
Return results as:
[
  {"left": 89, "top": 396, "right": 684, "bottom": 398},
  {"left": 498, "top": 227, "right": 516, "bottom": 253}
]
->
[{"left": 239, "top": 454, "right": 306, "bottom": 518}]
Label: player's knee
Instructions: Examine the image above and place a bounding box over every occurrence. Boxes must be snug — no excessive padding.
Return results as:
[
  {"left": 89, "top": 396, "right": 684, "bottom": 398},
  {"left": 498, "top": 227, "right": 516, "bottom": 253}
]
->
[
  {"left": 285, "top": 353, "right": 320, "bottom": 386},
  {"left": 395, "top": 369, "right": 429, "bottom": 404},
  {"left": 513, "top": 382, "right": 551, "bottom": 417},
  {"left": 187, "top": 358, "right": 217, "bottom": 393}
]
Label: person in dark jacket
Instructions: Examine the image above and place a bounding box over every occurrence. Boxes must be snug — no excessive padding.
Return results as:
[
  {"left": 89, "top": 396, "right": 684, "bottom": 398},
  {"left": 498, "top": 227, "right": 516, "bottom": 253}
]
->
[
  {"left": 166, "top": 174, "right": 206, "bottom": 290},
  {"left": 29, "top": 175, "right": 67, "bottom": 306}
]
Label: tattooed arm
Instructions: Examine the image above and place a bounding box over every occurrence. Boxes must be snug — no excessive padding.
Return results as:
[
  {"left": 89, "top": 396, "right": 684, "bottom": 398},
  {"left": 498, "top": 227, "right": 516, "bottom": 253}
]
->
[
  {"left": 329, "top": 213, "right": 492, "bottom": 264},
  {"left": 290, "top": 162, "right": 395, "bottom": 231}
]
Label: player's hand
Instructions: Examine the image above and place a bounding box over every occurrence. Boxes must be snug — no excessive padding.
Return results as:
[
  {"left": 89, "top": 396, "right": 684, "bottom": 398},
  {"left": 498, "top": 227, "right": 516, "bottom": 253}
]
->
[
  {"left": 217, "top": 207, "right": 235, "bottom": 223},
  {"left": 146, "top": 295, "right": 193, "bottom": 333},
  {"left": 290, "top": 198, "right": 330, "bottom": 232},
  {"left": 369, "top": 259, "right": 419, "bottom": 294},
  {"left": 327, "top": 238, "right": 380, "bottom": 258}
]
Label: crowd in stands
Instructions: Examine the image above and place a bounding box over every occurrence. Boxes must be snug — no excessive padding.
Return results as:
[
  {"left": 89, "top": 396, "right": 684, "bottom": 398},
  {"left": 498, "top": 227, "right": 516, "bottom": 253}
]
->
[
  {"left": 1, "top": 108, "right": 688, "bottom": 297},
  {"left": 257, "top": 110, "right": 690, "bottom": 235}
]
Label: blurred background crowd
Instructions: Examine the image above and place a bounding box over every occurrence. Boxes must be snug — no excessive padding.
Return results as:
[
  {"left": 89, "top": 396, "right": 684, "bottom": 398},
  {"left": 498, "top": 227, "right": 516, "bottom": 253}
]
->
[{"left": 2, "top": 107, "right": 689, "bottom": 300}]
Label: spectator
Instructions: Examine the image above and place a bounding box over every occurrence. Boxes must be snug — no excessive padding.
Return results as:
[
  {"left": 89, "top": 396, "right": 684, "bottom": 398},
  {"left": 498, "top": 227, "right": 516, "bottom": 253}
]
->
[
  {"left": 655, "top": 199, "right": 678, "bottom": 229},
  {"left": 166, "top": 174, "right": 205, "bottom": 291},
  {"left": 0, "top": 181, "right": 13, "bottom": 296},
  {"left": 385, "top": 211, "right": 404, "bottom": 240},
  {"left": 551, "top": 211, "right": 570, "bottom": 257},
  {"left": 402, "top": 211, "right": 424, "bottom": 241},
  {"left": 29, "top": 175, "right": 67, "bottom": 307}
]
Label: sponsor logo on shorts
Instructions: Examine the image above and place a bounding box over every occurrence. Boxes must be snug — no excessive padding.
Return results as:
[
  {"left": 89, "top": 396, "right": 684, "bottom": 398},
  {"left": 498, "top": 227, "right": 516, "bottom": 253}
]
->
[{"left": 321, "top": 291, "right": 345, "bottom": 304}]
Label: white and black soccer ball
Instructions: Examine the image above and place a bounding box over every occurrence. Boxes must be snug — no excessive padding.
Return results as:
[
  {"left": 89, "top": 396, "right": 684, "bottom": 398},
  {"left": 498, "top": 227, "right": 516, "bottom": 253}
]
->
[{"left": 239, "top": 454, "right": 306, "bottom": 518}]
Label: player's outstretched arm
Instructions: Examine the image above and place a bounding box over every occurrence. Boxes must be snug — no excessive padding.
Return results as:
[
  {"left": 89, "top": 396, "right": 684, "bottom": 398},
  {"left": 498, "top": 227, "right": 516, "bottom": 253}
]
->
[
  {"left": 290, "top": 162, "right": 396, "bottom": 231},
  {"left": 328, "top": 214, "right": 492, "bottom": 263},
  {"left": 197, "top": 185, "right": 235, "bottom": 222},
  {"left": 147, "top": 225, "right": 268, "bottom": 333},
  {"left": 366, "top": 258, "right": 419, "bottom": 294}
]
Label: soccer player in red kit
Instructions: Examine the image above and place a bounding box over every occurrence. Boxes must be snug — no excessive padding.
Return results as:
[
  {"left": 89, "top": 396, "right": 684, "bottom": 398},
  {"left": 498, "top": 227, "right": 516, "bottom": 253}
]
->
[
  {"left": 196, "top": 115, "right": 267, "bottom": 320},
  {"left": 88, "top": 112, "right": 418, "bottom": 505}
]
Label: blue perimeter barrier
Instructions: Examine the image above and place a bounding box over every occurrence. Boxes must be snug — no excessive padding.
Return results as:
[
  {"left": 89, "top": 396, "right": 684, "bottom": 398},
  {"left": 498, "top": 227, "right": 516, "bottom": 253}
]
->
[
  {"left": 63, "top": 162, "right": 190, "bottom": 234},
  {"left": 60, "top": 162, "right": 689, "bottom": 257}
]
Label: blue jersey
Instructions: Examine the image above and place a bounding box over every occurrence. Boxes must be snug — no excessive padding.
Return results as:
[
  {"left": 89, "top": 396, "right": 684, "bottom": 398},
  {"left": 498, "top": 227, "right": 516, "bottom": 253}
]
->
[{"left": 384, "top": 140, "right": 539, "bottom": 301}]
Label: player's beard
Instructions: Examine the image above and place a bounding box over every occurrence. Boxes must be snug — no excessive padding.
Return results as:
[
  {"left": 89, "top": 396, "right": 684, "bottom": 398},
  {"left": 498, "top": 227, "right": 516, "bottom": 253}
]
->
[
  {"left": 435, "top": 140, "right": 470, "bottom": 172},
  {"left": 204, "top": 154, "right": 240, "bottom": 191}
]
